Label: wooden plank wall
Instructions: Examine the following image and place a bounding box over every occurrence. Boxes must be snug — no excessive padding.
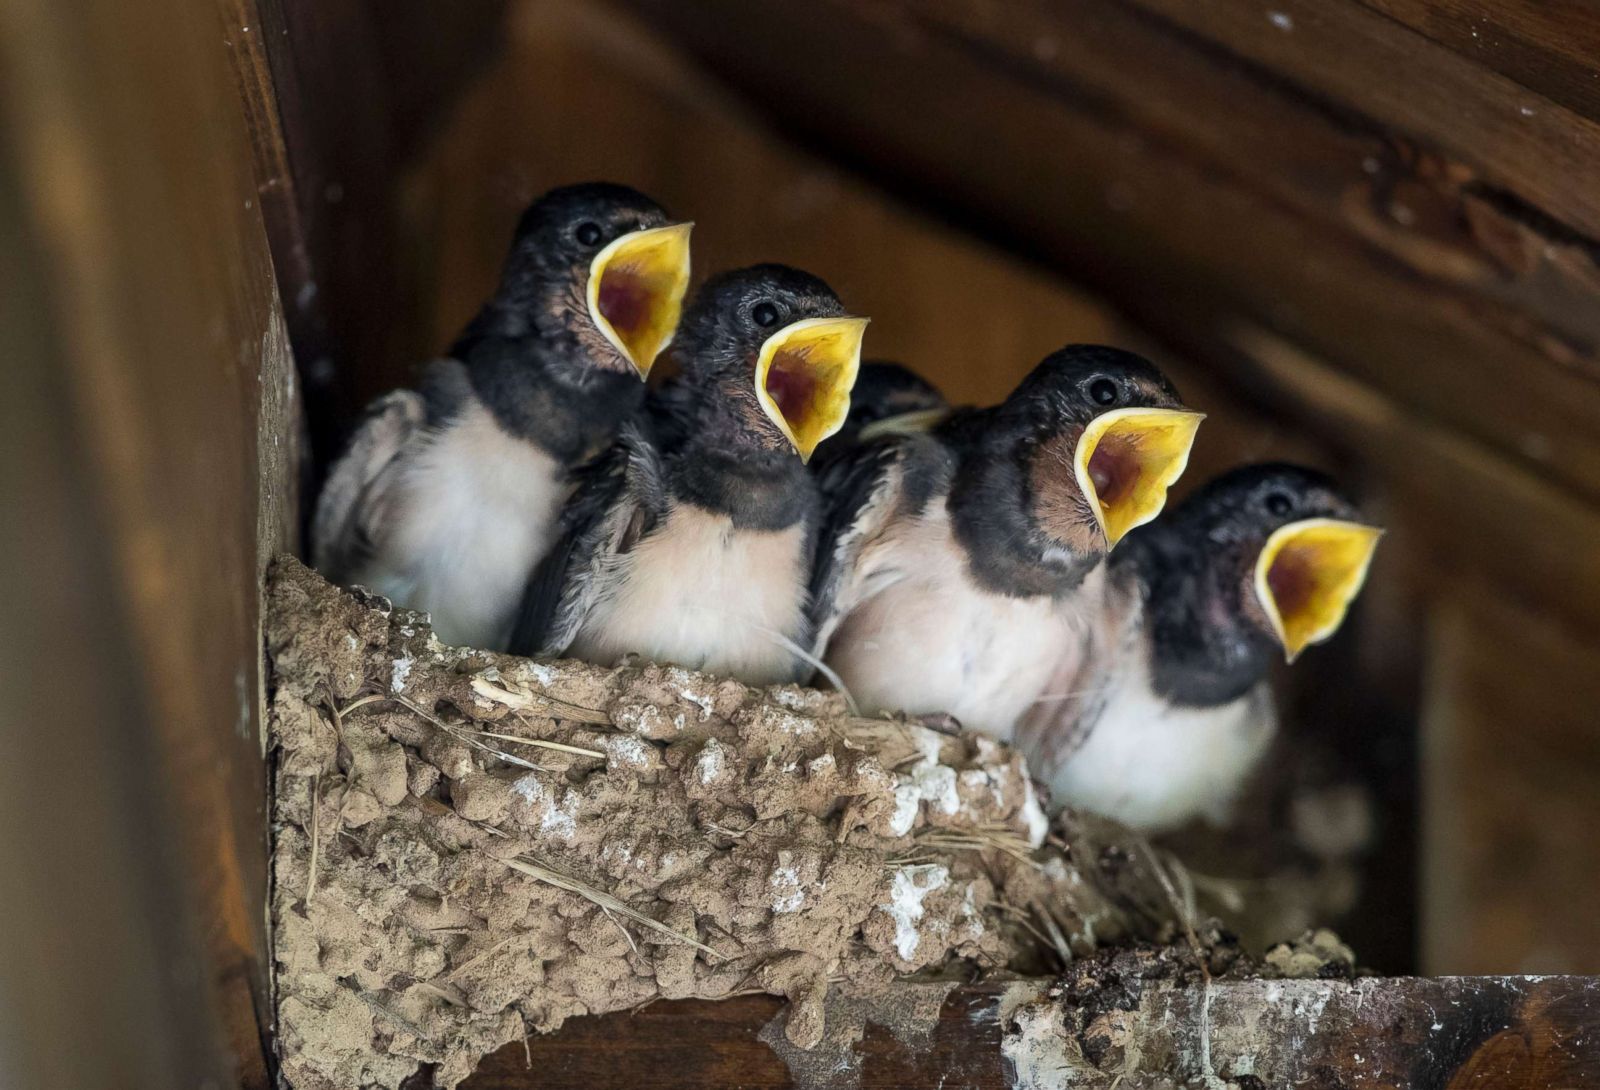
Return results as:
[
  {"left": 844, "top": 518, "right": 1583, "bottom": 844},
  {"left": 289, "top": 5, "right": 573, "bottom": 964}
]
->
[{"left": 0, "top": 0, "right": 299, "bottom": 1085}]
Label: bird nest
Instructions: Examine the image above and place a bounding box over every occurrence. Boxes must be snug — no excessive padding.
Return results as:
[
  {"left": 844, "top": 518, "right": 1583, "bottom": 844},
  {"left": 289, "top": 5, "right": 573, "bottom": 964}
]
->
[{"left": 265, "top": 558, "right": 1310, "bottom": 1089}]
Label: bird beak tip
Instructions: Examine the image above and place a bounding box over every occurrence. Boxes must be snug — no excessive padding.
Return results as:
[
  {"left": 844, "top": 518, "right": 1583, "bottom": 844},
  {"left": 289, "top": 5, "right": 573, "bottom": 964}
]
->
[
  {"left": 755, "top": 316, "right": 867, "bottom": 462},
  {"left": 1073, "top": 407, "right": 1204, "bottom": 549},
  {"left": 1255, "top": 518, "right": 1382, "bottom": 664},
  {"left": 587, "top": 223, "right": 694, "bottom": 377}
]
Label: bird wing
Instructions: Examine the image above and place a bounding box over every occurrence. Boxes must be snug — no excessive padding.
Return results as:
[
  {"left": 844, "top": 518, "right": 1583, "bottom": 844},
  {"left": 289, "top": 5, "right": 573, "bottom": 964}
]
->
[
  {"left": 311, "top": 388, "right": 429, "bottom": 580},
  {"left": 509, "top": 419, "right": 669, "bottom": 657},
  {"left": 808, "top": 433, "right": 949, "bottom": 657}
]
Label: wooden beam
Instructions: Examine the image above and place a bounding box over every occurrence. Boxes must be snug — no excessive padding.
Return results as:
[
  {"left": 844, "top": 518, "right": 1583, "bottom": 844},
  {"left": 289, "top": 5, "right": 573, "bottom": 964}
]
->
[
  {"left": 447, "top": 973, "right": 1600, "bottom": 1088},
  {"left": 1352, "top": 1, "right": 1600, "bottom": 126},
  {"left": 1126, "top": 0, "right": 1600, "bottom": 236},
  {"left": 454, "top": 991, "right": 1009, "bottom": 1090},
  {"left": 1223, "top": 321, "right": 1600, "bottom": 631},
  {"left": 0, "top": 0, "right": 298, "bottom": 1083},
  {"left": 617, "top": 0, "right": 1600, "bottom": 507}
]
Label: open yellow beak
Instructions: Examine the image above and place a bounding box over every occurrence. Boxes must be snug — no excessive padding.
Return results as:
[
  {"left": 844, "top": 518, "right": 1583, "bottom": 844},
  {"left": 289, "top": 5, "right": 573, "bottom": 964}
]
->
[
  {"left": 1073, "top": 408, "right": 1204, "bottom": 547},
  {"left": 1254, "top": 518, "right": 1383, "bottom": 662},
  {"left": 754, "top": 316, "right": 869, "bottom": 463},
  {"left": 586, "top": 222, "right": 693, "bottom": 379}
]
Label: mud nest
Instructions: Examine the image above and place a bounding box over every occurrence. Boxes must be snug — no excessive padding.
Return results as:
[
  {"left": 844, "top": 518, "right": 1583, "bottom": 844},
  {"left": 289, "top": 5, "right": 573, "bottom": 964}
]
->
[{"left": 266, "top": 558, "right": 1284, "bottom": 1089}]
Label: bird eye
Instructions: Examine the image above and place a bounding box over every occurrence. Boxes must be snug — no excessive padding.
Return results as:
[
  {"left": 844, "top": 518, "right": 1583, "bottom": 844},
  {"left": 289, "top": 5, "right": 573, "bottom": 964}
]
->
[
  {"left": 1088, "top": 377, "right": 1119, "bottom": 406},
  {"left": 1265, "top": 490, "right": 1294, "bottom": 517},
  {"left": 752, "top": 301, "right": 781, "bottom": 328},
  {"left": 575, "top": 221, "right": 603, "bottom": 247}
]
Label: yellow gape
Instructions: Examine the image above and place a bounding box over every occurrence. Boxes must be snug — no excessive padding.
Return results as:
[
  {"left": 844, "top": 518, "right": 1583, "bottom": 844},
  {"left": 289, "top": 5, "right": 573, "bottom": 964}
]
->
[
  {"left": 587, "top": 222, "right": 694, "bottom": 378},
  {"left": 1074, "top": 407, "right": 1205, "bottom": 547},
  {"left": 1254, "top": 518, "right": 1383, "bottom": 662},
  {"left": 754, "top": 316, "right": 869, "bottom": 463}
]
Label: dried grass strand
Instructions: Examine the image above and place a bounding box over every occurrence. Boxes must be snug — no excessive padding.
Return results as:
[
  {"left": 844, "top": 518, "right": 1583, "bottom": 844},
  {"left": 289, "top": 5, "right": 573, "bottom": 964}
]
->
[
  {"left": 1034, "top": 903, "right": 1073, "bottom": 965},
  {"left": 494, "top": 855, "right": 724, "bottom": 960},
  {"left": 600, "top": 905, "right": 642, "bottom": 958},
  {"left": 414, "top": 981, "right": 467, "bottom": 1008},
  {"left": 469, "top": 676, "right": 612, "bottom": 725},
  {"left": 452, "top": 722, "right": 605, "bottom": 759},
  {"left": 361, "top": 994, "right": 424, "bottom": 1037},
  {"left": 681, "top": 605, "right": 859, "bottom": 715},
  {"left": 305, "top": 773, "right": 321, "bottom": 904},
  {"left": 392, "top": 695, "right": 546, "bottom": 771},
  {"left": 915, "top": 825, "right": 1040, "bottom": 867},
  {"left": 336, "top": 693, "right": 385, "bottom": 719}
]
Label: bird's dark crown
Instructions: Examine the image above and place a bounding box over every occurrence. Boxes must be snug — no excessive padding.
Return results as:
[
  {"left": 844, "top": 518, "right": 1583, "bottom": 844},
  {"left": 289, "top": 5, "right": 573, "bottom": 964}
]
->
[
  {"left": 508, "top": 182, "right": 671, "bottom": 280},
  {"left": 669, "top": 263, "right": 846, "bottom": 455},
  {"left": 459, "top": 182, "right": 672, "bottom": 348},
  {"left": 1119, "top": 462, "right": 1362, "bottom": 707},
  {"left": 673, "top": 264, "right": 845, "bottom": 377},
  {"left": 995, "top": 345, "right": 1183, "bottom": 433},
  {"left": 1149, "top": 463, "right": 1358, "bottom": 548},
  {"left": 946, "top": 345, "right": 1186, "bottom": 598}
]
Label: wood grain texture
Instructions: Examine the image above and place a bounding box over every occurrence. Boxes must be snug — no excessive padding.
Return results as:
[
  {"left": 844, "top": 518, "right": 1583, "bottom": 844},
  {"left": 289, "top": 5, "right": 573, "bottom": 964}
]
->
[
  {"left": 1353, "top": 0, "right": 1600, "bottom": 125},
  {"left": 0, "top": 0, "right": 297, "bottom": 1084},
  {"left": 1424, "top": 595, "right": 1600, "bottom": 975},
  {"left": 403, "top": 1, "right": 1122, "bottom": 412},
  {"left": 1127, "top": 0, "right": 1600, "bottom": 237},
  {"left": 453, "top": 990, "right": 1010, "bottom": 1090},
  {"left": 448, "top": 975, "right": 1600, "bottom": 1089},
  {"left": 617, "top": 0, "right": 1600, "bottom": 505}
]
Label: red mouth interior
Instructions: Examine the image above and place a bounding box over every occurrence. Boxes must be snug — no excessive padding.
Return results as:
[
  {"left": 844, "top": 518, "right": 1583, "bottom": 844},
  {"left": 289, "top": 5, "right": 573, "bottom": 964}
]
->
[
  {"left": 598, "top": 265, "right": 650, "bottom": 335},
  {"left": 766, "top": 346, "right": 823, "bottom": 430},
  {"left": 1267, "top": 548, "right": 1316, "bottom": 621},
  {"left": 1087, "top": 435, "right": 1140, "bottom": 508}
]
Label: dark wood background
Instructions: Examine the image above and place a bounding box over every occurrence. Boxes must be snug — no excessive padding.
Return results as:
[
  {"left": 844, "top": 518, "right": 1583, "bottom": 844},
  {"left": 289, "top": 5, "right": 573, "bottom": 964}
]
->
[
  {"left": 4, "top": 1, "right": 1599, "bottom": 1087},
  {"left": 0, "top": 0, "right": 296, "bottom": 1086}
]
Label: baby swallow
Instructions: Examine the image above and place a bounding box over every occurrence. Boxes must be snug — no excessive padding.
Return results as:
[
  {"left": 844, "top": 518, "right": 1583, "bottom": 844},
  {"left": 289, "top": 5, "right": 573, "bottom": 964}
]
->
[
  {"left": 311, "top": 183, "right": 692, "bottom": 649},
  {"left": 1015, "top": 464, "right": 1382, "bottom": 832},
  {"left": 836, "top": 360, "right": 949, "bottom": 442},
  {"left": 811, "top": 345, "right": 1203, "bottom": 737},
  {"left": 509, "top": 265, "right": 867, "bottom": 685}
]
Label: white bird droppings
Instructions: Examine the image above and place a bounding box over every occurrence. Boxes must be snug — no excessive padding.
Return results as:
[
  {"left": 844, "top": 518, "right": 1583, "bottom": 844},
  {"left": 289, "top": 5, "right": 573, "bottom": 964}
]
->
[
  {"left": 695, "top": 739, "right": 727, "bottom": 784},
  {"left": 770, "top": 866, "right": 804, "bottom": 913},
  {"left": 883, "top": 864, "right": 949, "bottom": 961},
  {"left": 390, "top": 654, "right": 413, "bottom": 693}
]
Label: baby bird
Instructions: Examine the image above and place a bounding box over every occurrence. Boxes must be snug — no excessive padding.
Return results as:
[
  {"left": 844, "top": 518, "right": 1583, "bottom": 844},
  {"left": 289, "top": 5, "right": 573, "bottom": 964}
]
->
[
  {"left": 834, "top": 360, "right": 949, "bottom": 443},
  {"left": 1014, "top": 464, "right": 1382, "bottom": 832},
  {"left": 811, "top": 345, "right": 1202, "bottom": 736},
  {"left": 510, "top": 265, "right": 867, "bottom": 684},
  {"left": 312, "top": 183, "right": 692, "bottom": 648}
]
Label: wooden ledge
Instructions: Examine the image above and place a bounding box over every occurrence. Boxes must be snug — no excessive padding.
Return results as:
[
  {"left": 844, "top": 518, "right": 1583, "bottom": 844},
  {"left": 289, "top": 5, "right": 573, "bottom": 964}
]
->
[{"left": 443, "top": 975, "right": 1600, "bottom": 1089}]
